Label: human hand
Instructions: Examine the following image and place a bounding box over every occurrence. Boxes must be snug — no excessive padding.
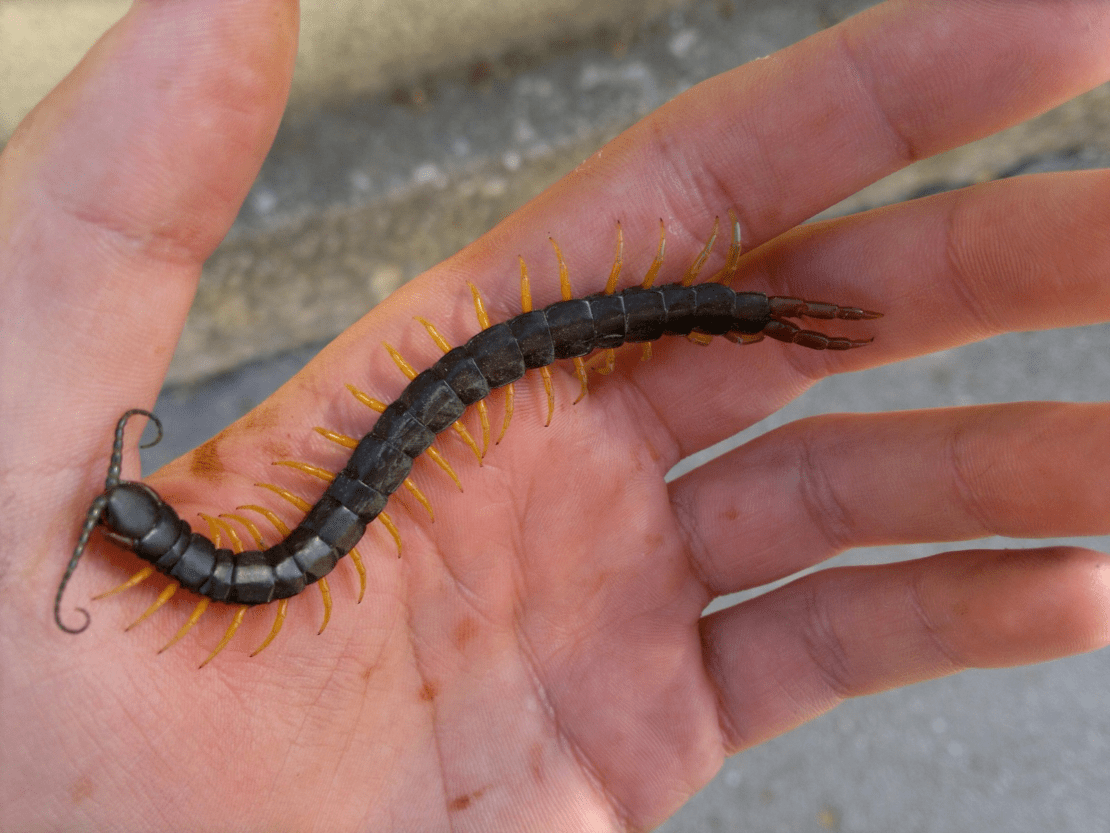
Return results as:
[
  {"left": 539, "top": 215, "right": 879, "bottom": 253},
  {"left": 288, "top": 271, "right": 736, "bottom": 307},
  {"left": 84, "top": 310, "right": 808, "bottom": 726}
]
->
[{"left": 4, "top": 1, "right": 1110, "bottom": 830}]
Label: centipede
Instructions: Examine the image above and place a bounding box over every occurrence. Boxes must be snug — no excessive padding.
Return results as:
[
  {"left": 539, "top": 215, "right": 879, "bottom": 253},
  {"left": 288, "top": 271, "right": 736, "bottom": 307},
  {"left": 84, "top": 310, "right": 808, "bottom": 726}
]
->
[{"left": 53, "top": 217, "right": 880, "bottom": 665}]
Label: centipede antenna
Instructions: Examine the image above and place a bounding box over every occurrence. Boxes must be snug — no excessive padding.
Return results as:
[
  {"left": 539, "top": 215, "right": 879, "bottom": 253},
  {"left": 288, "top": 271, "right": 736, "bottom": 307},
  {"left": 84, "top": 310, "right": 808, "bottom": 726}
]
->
[
  {"left": 54, "top": 494, "right": 107, "bottom": 633},
  {"left": 55, "top": 408, "right": 163, "bottom": 634},
  {"left": 106, "top": 409, "right": 162, "bottom": 488}
]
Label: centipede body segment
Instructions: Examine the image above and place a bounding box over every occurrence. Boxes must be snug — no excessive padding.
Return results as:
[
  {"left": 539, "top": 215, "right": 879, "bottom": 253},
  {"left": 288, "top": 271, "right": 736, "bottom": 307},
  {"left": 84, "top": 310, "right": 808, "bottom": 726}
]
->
[{"left": 54, "top": 219, "right": 880, "bottom": 662}]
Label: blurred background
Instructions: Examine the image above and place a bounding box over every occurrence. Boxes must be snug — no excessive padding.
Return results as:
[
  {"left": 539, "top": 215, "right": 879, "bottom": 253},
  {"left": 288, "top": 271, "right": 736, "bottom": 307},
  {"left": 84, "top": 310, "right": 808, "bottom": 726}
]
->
[{"left": 3, "top": 0, "right": 1109, "bottom": 829}]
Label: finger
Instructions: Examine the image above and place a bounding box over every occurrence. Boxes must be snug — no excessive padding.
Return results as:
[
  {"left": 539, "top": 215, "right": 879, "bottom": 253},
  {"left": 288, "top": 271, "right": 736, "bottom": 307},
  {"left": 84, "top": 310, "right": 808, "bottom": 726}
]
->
[
  {"left": 383, "top": 0, "right": 1110, "bottom": 462},
  {"left": 700, "top": 546, "right": 1110, "bottom": 752},
  {"left": 1, "top": 1, "right": 296, "bottom": 615},
  {"left": 451, "top": 0, "right": 1110, "bottom": 318},
  {"left": 617, "top": 166, "right": 1110, "bottom": 461},
  {"left": 675, "top": 402, "right": 1110, "bottom": 595},
  {"left": 0, "top": 0, "right": 297, "bottom": 451}
]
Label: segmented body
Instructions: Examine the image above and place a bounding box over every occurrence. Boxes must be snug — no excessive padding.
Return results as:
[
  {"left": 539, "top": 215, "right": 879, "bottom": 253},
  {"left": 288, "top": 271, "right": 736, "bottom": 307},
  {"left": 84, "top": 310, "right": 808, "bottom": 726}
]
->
[{"left": 55, "top": 222, "right": 879, "bottom": 662}]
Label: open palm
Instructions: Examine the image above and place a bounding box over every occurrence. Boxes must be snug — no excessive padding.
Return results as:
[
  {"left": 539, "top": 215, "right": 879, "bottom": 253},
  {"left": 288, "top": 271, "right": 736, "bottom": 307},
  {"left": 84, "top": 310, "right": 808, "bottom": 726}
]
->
[{"left": 5, "top": 1, "right": 1110, "bottom": 830}]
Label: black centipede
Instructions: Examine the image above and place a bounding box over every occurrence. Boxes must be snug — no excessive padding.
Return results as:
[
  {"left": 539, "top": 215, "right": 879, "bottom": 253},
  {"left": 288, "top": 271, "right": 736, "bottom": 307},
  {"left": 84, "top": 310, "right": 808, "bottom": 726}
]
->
[{"left": 54, "top": 218, "right": 880, "bottom": 664}]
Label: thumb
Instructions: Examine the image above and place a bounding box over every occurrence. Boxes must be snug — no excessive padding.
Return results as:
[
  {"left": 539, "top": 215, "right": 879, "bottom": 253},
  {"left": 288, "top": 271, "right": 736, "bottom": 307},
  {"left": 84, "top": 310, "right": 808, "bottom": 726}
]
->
[{"left": 0, "top": 0, "right": 297, "bottom": 611}]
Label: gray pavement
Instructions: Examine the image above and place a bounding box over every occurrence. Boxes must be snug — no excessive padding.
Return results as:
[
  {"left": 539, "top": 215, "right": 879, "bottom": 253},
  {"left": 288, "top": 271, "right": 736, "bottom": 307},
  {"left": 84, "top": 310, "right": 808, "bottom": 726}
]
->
[{"left": 8, "top": 0, "right": 1110, "bottom": 829}]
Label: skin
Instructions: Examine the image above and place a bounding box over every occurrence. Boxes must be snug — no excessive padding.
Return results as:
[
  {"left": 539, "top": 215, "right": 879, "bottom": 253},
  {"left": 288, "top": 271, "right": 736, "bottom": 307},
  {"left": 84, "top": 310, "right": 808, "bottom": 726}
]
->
[{"left": 2, "top": 0, "right": 1110, "bottom": 829}]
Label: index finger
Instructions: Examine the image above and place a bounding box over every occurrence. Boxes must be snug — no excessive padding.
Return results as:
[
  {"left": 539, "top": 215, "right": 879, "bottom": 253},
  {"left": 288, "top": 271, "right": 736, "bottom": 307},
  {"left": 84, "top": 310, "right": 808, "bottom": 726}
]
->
[{"left": 441, "top": 0, "right": 1110, "bottom": 461}]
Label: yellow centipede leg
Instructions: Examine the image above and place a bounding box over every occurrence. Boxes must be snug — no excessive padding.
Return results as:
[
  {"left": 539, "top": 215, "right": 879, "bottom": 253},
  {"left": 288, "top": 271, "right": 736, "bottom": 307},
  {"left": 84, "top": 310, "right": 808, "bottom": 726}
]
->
[
  {"left": 153, "top": 515, "right": 245, "bottom": 656},
  {"left": 125, "top": 582, "right": 179, "bottom": 631},
  {"left": 198, "top": 512, "right": 225, "bottom": 547},
  {"left": 402, "top": 477, "right": 435, "bottom": 521},
  {"left": 682, "top": 218, "right": 724, "bottom": 345},
  {"left": 328, "top": 416, "right": 463, "bottom": 489},
  {"left": 255, "top": 482, "right": 312, "bottom": 513},
  {"left": 416, "top": 317, "right": 452, "bottom": 353},
  {"left": 603, "top": 221, "right": 624, "bottom": 295},
  {"left": 349, "top": 546, "right": 367, "bottom": 602},
  {"left": 596, "top": 226, "right": 622, "bottom": 375},
  {"left": 475, "top": 399, "right": 491, "bottom": 456},
  {"left": 539, "top": 366, "right": 555, "bottom": 425},
  {"left": 219, "top": 512, "right": 266, "bottom": 549},
  {"left": 237, "top": 504, "right": 292, "bottom": 537},
  {"left": 726, "top": 332, "right": 765, "bottom": 345},
  {"left": 315, "top": 426, "right": 357, "bottom": 449},
  {"left": 317, "top": 577, "right": 332, "bottom": 634},
  {"left": 465, "top": 284, "right": 496, "bottom": 456},
  {"left": 519, "top": 256, "right": 533, "bottom": 312},
  {"left": 251, "top": 598, "right": 289, "bottom": 657},
  {"left": 384, "top": 342, "right": 418, "bottom": 381},
  {"left": 518, "top": 258, "right": 556, "bottom": 424},
  {"left": 450, "top": 414, "right": 484, "bottom": 466},
  {"left": 422, "top": 444, "right": 464, "bottom": 491},
  {"left": 572, "top": 357, "right": 589, "bottom": 403},
  {"left": 347, "top": 383, "right": 387, "bottom": 414},
  {"left": 378, "top": 510, "right": 403, "bottom": 556},
  {"left": 273, "top": 459, "right": 335, "bottom": 483},
  {"left": 641, "top": 219, "right": 666, "bottom": 289},
  {"left": 680, "top": 216, "right": 719, "bottom": 286},
  {"left": 496, "top": 383, "right": 514, "bottom": 444},
  {"left": 548, "top": 238, "right": 591, "bottom": 403},
  {"left": 717, "top": 210, "right": 743, "bottom": 288},
  {"left": 392, "top": 339, "right": 487, "bottom": 456},
  {"left": 282, "top": 449, "right": 433, "bottom": 521},
  {"left": 552, "top": 237, "right": 573, "bottom": 301},
  {"left": 639, "top": 220, "right": 667, "bottom": 362},
  {"left": 411, "top": 320, "right": 475, "bottom": 485},
  {"left": 158, "top": 599, "right": 210, "bottom": 653},
  {"left": 199, "top": 605, "right": 248, "bottom": 668},
  {"left": 595, "top": 350, "right": 617, "bottom": 375},
  {"left": 93, "top": 565, "right": 155, "bottom": 600}
]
